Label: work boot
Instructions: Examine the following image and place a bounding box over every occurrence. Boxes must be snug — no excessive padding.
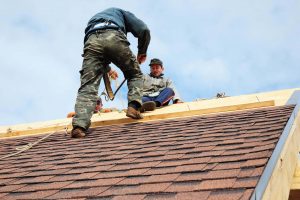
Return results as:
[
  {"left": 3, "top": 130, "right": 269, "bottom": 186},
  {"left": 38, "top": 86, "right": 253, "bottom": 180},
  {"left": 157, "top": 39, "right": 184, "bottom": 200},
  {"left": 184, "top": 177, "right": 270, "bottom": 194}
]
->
[
  {"left": 126, "top": 107, "right": 143, "bottom": 119},
  {"left": 141, "top": 101, "right": 156, "bottom": 113},
  {"left": 71, "top": 127, "right": 87, "bottom": 138}
]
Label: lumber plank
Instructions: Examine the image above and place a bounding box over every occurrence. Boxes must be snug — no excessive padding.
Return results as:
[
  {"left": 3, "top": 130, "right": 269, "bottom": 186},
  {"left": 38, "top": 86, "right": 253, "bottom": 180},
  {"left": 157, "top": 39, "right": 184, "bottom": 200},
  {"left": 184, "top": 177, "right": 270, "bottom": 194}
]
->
[{"left": 0, "top": 100, "right": 274, "bottom": 139}]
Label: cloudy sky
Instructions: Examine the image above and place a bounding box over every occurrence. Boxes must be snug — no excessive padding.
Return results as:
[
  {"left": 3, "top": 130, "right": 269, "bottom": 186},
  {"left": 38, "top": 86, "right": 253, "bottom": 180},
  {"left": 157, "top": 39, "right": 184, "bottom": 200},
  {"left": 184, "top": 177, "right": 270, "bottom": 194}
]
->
[{"left": 1, "top": 0, "right": 299, "bottom": 126}]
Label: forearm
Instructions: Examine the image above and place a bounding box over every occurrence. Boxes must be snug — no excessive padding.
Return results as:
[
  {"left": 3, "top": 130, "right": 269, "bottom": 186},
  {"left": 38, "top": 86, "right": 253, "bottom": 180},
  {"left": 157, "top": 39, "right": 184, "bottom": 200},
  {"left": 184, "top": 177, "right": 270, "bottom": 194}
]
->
[{"left": 137, "top": 29, "right": 151, "bottom": 55}]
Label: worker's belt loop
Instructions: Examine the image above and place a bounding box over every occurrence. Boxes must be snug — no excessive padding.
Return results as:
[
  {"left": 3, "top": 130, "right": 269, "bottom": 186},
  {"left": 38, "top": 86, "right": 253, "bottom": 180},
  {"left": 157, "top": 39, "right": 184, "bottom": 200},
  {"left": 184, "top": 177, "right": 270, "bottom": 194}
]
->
[{"left": 95, "top": 30, "right": 99, "bottom": 38}]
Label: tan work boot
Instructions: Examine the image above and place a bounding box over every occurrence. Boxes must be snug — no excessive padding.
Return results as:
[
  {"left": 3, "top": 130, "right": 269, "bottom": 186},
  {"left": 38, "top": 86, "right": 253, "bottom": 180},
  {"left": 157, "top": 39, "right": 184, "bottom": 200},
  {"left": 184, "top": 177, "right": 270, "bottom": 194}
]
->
[
  {"left": 126, "top": 107, "right": 143, "bottom": 119},
  {"left": 71, "top": 127, "right": 87, "bottom": 138},
  {"left": 141, "top": 101, "right": 156, "bottom": 113}
]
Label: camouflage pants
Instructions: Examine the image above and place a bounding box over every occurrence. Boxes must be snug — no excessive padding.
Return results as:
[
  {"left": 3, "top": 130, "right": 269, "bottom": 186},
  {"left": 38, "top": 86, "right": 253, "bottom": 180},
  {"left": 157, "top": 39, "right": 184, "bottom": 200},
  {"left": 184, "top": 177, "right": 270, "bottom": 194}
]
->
[{"left": 72, "top": 29, "right": 143, "bottom": 130}]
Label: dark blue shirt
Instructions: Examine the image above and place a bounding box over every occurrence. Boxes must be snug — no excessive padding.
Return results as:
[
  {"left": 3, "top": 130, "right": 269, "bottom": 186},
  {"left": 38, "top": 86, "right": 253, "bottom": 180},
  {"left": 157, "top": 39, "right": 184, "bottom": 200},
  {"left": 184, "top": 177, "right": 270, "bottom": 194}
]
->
[{"left": 85, "top": 7, "right": 150, "bottom": 55}]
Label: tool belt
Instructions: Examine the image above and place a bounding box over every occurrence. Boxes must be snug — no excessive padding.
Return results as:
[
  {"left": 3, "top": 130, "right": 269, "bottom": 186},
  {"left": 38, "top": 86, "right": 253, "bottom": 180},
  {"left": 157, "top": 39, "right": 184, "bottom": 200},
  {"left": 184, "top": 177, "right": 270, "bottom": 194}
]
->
[
  {"left": 103, "top": 73, "right": 115, "bottom": 100},
  {"left": 93, "top": 21, "right": 119, "bottom": 29}
]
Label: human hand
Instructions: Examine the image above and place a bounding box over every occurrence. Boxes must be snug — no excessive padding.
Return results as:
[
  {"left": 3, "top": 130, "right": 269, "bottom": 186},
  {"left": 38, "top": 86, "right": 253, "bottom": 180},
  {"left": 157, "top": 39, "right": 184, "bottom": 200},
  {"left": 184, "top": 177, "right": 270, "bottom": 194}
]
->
[
  {"left": 137, "top": 54, "right": 147, "bottom": 64},
  {"left": 67, "top": 111, "right": 76, "bottom": 118},
  {"left": 174, "top": 99, "right": 184, "bottom": 104},
  {"left": 108, "top": 69, "right": 118, "bottom": 80}
]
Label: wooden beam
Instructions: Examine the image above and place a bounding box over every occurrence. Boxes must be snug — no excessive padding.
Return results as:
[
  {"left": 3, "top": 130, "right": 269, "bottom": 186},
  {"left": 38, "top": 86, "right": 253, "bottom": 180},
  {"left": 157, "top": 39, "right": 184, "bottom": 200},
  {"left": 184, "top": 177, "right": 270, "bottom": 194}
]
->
[
  {"left": 92, "top": 100, "right": 274, "bottom": 126},
  {"left": 0, "top": 100, "right": 274, "bottom": 139},
  {"left": 290, "top": 158, "right": 300, "bottom": 190}
]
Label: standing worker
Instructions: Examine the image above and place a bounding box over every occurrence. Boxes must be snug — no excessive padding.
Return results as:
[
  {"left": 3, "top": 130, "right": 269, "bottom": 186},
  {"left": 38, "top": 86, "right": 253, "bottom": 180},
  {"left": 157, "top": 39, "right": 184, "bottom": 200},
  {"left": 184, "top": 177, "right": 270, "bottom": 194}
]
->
[{"left": 71, "top": 7, "right": 151, "bottom": 138}]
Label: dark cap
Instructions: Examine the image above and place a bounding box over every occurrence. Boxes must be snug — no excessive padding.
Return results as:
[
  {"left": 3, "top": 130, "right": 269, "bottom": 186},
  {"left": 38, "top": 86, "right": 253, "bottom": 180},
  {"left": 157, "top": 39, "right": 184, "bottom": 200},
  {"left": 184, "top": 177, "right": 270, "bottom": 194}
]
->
[{"left": 149, "top": 58, "right": 163, "bottom": 66}]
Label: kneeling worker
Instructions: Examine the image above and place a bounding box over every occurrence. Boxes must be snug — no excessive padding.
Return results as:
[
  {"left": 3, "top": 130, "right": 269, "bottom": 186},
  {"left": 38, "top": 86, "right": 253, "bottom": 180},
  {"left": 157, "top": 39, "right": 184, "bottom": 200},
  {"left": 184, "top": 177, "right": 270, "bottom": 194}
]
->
[{"left": 142, "top": 58, "right": 183, "bottom": 112}]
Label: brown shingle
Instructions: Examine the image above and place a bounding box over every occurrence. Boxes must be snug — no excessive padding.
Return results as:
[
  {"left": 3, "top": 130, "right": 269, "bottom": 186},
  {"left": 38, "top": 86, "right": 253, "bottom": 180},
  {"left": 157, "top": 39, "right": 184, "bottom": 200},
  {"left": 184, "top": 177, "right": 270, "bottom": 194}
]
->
[
  {"left": 233, "top": 177, "right": 259, "bottom": 188},
  {"left": 0, "top": 178, "right": 15, "bottom": 186},
  {"left": 10, "top": 175, "right": 55, "bottom": 185},
  {"left": 239, "top": 189, "right": 254, "bottom": 200},
  {"left": 3, "top": 190, "right": 59, "bottom": 200},
  {"left": 111, "top": 161, "right": 160, "bottom": 171},
  {"left": 165, "top": 181, "right": 200, "bottom": 192},
  {"left": 16, "top": 181, "right": 73, "bottom": 192},
  {"left": 197, "top": 178, "right": 236, "bottom": 190},
  {"left": 24, "top": 164, "right": 55, "bottom": 171},
  {"left": 109, "top": 163, "right": 143, "bottom": 171},
  {"left": 47, "top": 172, "right": 99, "bottom": 182},
  {"left": 22, "top": 168, "right": 70, "bottom": 177},
  {"left": 186, "top": 157, "right": 212, "bottom": 164},
  {"left": 0, "top": 172, "right": 31, "bottom": 179},
  {"left": 45, "top": 187, "right": 109, "bottom": 199},
  {"left": 174, "top": 164, "right": 207, "bottom": 173},
  {"left": 156, "top": 159, "right": 191, "bottom": 167},
  {"left": 241, "top": 150, "right": 272, "bottom": 160},
  {"left": 209, "top": 155, "right": 244, "bottom": 163},
  {"left": 137, "top": 182, "right": 172, "bottom": 193},
  {"left": 174, "top": 191, "right": 211, "bottom": 200},
  {"left": 204, "top": 169, "right": 240, "bottom": 179},
  {"left": 66, "top": 164, "right": 115, "bottom": 174},
  {"left": 0, "top": 168, "right": 18, "bottom": 174},
  {"left": 98, "top": 185, "right": 140, "bottom": 196},
  {"left": 251, "top": 166, "right": 265, "bottom": 176},
  {"left": 207, "top": 189, "right": 244, "bottom": 200},
  {"left": 238, "top": 168, "right": 255, "bottom": 178},
  {"left": 65, "top": 177, "right": 124, "bottom": 189},
  {"left": 213, "top": 161, "right": 245, "bottom": 170},
  {"left": 241, "top": 158, "right": 268, "bottom": 168},
  {"left": 202, "top": 163, "right": 218, "bottom": 171},
  {"left": 94, "top": 168, "right": 150, "bottom": 179},
  {"left": 145, "top": 173, "right": 180, "bottom": 183},
  {"left": 113, "top": 194, "right": 146, "bottom": 200},
  {"left": 176, "top": 171, "right": 208, "bottom": 182},
  {"left": 212, "top": 144, "right": 242, "bottom": 151},
  {"left": 0, "top": 193, "right": 9, "bottom": 198},
  {"left": 196, "top": 150, "right": 225, "bottom": 157},
  {"left": 49, "top": 161, "right": 95, "bottom": 170},
  {"left": 116, "top": 176, "right": 149, "bottom": 185},
  {"left": 0, "top": 184, "right": 26, "bottom": 193},
  {"left": 144, "top": 166, "right": 177, "bottom": 175},
  {"left": 143, "top": 193, "right": 177, "bottom": 199}
]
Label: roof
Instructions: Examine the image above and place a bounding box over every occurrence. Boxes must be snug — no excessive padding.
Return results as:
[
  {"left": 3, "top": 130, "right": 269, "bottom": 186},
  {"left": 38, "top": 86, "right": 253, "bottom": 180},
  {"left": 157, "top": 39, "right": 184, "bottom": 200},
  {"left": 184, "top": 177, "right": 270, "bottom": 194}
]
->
[{"left": 0, "top": 104, "right": 295, "bottom": 200}]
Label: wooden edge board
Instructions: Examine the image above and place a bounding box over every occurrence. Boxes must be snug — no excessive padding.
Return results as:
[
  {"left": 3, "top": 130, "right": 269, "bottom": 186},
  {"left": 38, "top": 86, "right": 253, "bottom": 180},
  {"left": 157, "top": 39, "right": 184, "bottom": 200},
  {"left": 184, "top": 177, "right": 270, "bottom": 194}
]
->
[
  {"left": 0, "top": 100, "right": 274, "bottom": 139},
  {"left": 290, "top": 140, "right": 300, "bottom": 190},
  {"left": 260, "top": 104, "right": 300, "bottom": 199}
]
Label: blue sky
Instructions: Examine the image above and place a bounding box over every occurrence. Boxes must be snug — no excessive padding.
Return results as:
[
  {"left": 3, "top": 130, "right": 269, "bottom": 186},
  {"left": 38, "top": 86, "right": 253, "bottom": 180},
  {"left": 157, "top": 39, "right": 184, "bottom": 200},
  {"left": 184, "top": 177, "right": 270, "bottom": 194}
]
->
[{"left": 0, "top": 0, "right": 299, "bottom": 126}]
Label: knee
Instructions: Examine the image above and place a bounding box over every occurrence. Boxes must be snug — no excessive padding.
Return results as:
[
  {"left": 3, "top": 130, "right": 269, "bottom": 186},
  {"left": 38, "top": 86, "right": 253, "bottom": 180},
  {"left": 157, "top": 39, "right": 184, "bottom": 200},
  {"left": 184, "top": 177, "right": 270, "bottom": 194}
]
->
[
  {"left": 164, "top": 87, "right": 175, "bottom": 95},
  {"left": 142, "top": 96, "right": 151, "bottom": 103},
  {"left": 123, "top": 68, "right": 143, "bottom": 80},
  {"left": 78, "top": 86, "right": 98, "bottom": 96}
]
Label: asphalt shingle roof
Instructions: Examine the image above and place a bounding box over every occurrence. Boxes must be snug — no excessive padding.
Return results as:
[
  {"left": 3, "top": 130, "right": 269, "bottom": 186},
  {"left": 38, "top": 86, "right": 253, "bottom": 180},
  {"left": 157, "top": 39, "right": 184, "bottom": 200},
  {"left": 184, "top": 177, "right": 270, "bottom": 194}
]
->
[{"left": 0, "top": 105, "right": 295, "bottom": 200}]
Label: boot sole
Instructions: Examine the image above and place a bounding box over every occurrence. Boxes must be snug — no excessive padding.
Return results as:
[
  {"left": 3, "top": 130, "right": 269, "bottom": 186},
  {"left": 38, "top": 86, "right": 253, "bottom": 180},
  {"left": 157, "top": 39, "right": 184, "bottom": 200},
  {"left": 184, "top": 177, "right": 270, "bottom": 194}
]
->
[
  {"left": 71, "top": 128, "right": 86, "bottom": 138},
  {"left": 141, "top": 101, "right": 156, "bottom": 112},
  {"left": 71, "top": 132, "right": 86, "bottom": 138},
  {"left": 126, "top": 113, "right": 143, "bottom": 119}
]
